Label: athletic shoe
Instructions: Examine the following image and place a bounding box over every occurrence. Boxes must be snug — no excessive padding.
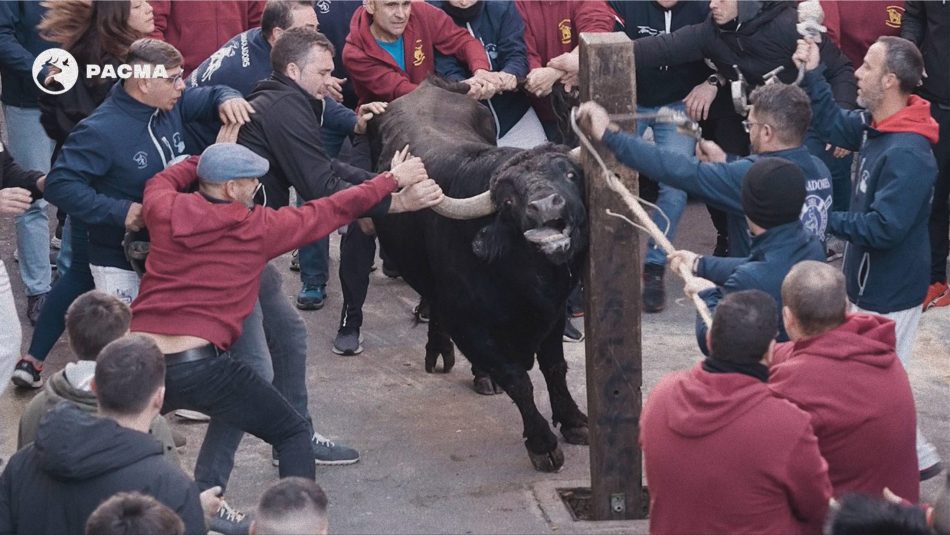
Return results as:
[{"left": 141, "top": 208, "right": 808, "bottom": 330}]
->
[
  {"left": 272, "top": 432, "right": 361, "bottom": 466},
  {"left": 412, "top": 299, "right": 430, "bottom": 323},
  {"left": 209, "top": 500, "right": 252, "bottom": 535},
  {"left": 563, "top": 318, "right": 584, "bottom": 342},
  {"left": 289, "top": 249, "right": 300, "bottom": 272},
  {"left": 332, "top": 328, "right": 363, "bottom": 356},
  {"left": 295, "top": 284, "right": 326, "bottom": 311},
  {"left": 11, "top": 359, "right": 43, "bottom": 389},
  {"left": 923, "top": 281, "right": 949, "bottom": 311},
  {"left": 174, "top": 410, "right": 211, "bottom": 422},
  {"left": 642, "top": 263, "right": 666, "bottom": 313}
]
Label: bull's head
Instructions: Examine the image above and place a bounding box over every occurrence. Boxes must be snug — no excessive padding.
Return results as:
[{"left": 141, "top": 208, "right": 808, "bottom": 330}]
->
[{"left": 439, "top": 145, "right": 586, "bottom": 265}]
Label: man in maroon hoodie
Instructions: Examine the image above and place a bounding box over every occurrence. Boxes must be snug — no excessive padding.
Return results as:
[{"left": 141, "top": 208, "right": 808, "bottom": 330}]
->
[
  {"left": 641, "top": 289, "right": 832, "bottom": 535},
  {"left": 342, "top": 0, "right": 497, "bottom": 104},
  {"left": 130, "top": 142, "right": 439, "bottom": 484},
  {"left": 770, "top": 260, "right": 919, "bottom": 501}
]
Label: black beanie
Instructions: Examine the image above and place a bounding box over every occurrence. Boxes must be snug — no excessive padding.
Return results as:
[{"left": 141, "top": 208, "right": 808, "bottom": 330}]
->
[{"left": 741, "top": 157, "right": 806, "bottom": 229}]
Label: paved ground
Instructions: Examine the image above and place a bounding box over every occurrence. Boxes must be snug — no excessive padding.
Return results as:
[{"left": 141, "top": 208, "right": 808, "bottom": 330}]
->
[{"left": 1, "top": 195, "right": 948, "bottom": 533}]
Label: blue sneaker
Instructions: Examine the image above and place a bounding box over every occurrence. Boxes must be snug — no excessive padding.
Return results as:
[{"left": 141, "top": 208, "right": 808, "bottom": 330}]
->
[{"left": 295, "top": 284, "right": 326, "bottom": 311}]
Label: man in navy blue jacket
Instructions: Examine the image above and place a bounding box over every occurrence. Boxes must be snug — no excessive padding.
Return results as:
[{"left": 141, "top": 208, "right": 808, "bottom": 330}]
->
[
  {"left": 577, "top": 83, "right": 833, "bottom": 259},
  {"left": 795, "top": 35, "right": 942, "bottom": 479}
]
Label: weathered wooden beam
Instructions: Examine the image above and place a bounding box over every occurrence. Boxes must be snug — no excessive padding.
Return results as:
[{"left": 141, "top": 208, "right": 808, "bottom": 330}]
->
[{"left": 578, "top": 32, "right": 644, "bottom": 521}]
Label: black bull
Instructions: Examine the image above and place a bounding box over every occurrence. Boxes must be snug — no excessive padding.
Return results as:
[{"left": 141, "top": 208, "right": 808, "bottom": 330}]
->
[{"left": 368, "top": 79, "right": 590, "bottom": 472}]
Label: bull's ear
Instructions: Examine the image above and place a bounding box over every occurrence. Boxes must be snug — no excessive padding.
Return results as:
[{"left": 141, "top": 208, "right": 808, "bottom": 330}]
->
[{"left": 472, "top": 223, "right": 509, "bottom": 262}]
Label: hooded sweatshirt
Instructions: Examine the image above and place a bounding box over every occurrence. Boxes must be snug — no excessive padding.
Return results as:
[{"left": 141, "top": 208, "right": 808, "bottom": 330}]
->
[
  {"left": 0, "top": 403, "right": 205, "bottom": 535},
  {"left": 770, "top": 314, "right": 918, "bottom": 502},
  {"left": 343, "top": 1, "right": 491, "bottom": 104},
  {"left": 641, "top": 364, "right": 832, "bottom": 535},
  {"left": 17, "top": 361, "right": 179, "bottom": 466},
  {"left": 804, "top": 67, "right": 939, "bottom": 312},
  {"left": 130, "top": 157, "right": 397, "bottom": 349}
]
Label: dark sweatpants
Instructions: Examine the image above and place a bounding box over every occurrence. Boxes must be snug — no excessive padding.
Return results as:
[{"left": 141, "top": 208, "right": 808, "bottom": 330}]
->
[{"left": 929, "top": 104, "right": 950, "bottom": 284}]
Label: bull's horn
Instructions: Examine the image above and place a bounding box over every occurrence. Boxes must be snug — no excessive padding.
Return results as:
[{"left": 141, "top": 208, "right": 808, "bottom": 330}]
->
[
  {"left": 430, "top": 191, "right": 495, "bottom": 220},
  {"left": 568, "top": 146, "right": 581, "bottom": 162}
]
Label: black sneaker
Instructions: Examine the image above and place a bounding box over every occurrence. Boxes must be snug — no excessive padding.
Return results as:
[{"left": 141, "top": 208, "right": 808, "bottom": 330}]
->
[
  {"left": 271, "top": 432, "right": 361, "bottom": 467},
  {"left": 381, "top": 264, "right": 400, "bottom": 279},
  {"left": 643, "top": 263, "right": 666, "bottom": 313},
  {"left": 713, "top": 234, "right": 729, "bottom": 257},
  {"left": 209, "top": 500, "right": 252, "bottom": 535},
  {"left": 563, "top": 318, "right": 584, "bottom": 342},
  {"left": 26, "top": 293, "right": 47, "bottom": 326},
  {"left": 289, "top": 249, "right": 300, "bottom": 272},
  {"left": 11, "top": 359, "right": 43, "bottom": 389},
  {"left": 413, "top": 299, "right": 430, "bottom": 323},
  {"left": 332, "top": 327, "right": 363, "bottom": 356}
]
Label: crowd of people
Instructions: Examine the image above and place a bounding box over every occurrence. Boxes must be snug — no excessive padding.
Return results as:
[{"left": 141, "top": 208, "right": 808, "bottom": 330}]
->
[{"left": 0, "top": 0, "right": 948, "bottom": 534}]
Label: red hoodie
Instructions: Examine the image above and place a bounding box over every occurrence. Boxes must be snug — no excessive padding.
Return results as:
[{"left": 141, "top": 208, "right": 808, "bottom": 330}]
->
[
  {"left": 770, "top": 313, "right": 919, "bottom": 502},
  {"left": 130, "top": 157, "right": 396, "bottom": 349},
  {"left": 342, "top": 2, "right": 491, "bottom": 104},
  {"left": 821, "top": 1, "right": 904, "bottom": 69},
  {"left": 641, "top": 364, "right": 831, "bottom": 535},
  {"left": 873, "top": 94, "right": 941, "bottom": 143},
  {"left": 514, "top": 0, "right": 616, "bottom": 70}
]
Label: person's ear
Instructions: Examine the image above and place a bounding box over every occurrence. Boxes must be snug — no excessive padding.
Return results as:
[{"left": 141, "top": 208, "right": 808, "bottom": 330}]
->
[
  {"left": 152, "top": 386, "right": 165, "bottom": 411},
  {"left": 763, "top": 339, "right": 775, "bottom": 366},
  {"left": 364, "top": 0, "right": 376, "bottom": 15},
  {"left": 285, "top": 62, "right": 301, "bottom": 81},
  {"left": 782, "top": 306, "right": 794, "bottom": 333},
  {"left": 90, "top": 378, "right": 98, "bottom": 394},
  {"left": 705, "top": 330, "right": 713, "bottom": 355},
  {"left": 272, "top": 26, "right": 285, "bottom": 42}
]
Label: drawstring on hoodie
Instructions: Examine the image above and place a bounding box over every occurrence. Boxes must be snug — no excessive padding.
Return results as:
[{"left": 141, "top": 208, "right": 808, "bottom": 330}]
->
[
  {"left": 467, "top": 22, "right": 502, "bottom": 140},
  {"left": 147, "top": 109, "right": 170, "bottom": 169}
]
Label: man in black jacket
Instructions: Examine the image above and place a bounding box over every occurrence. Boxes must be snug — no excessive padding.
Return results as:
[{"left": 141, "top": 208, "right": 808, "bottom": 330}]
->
[{"left": 0, "top": 335, "right": 208, "bottom": 535}]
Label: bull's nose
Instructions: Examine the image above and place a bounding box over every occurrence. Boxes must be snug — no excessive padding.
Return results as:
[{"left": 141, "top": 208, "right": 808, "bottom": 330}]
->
[{"left": 526, "top": 193, "right": 565, "bottom": 223}]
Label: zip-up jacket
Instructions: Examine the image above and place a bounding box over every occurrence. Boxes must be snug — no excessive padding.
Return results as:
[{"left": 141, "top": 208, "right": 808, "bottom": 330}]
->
[
  {"left": 239, "top": 72, "right": 389, "bottom": 214},
  {"left": 803, "top": 67, "right": 939, "bottom": 312},
  {"left": 44, "top": 82, "right": 239, "bottom": 270},
  {"left": 696, "top": 222, "right": 826, "bottom": 352},
  {"left": 431, "top": 0, "right": 531, "bottom": 138},
  {"left": 0, "top": 1, "right": 54, "bottom": 108},
  {"left": 343, "top": 1, "right": 491, "bottom": 104},
  {"left": 187, "top": 27, "right": 356, "bottom": 156},
  {"left": 602, "top": 129, "right": 832, "bottom": 257},
  {"left": 902, "top": 1, "right": 950, "bottom": 106},
  {"left": 313, "top": 0, "right": 363, "bottom": 110}
]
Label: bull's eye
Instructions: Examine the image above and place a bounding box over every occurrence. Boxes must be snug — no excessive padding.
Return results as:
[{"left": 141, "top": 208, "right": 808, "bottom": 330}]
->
[
  {"left": 503, "top": 199, "right": 513, "bottom": 207},
  {"left": 567, "top": 172, "right": 576, "bottom": 180}
]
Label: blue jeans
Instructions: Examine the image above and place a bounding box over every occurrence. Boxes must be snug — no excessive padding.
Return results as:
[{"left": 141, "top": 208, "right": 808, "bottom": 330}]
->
[
  {"left": 295, "top": 196, "right": 330, "bottom": 288},
  {"left": 193, "top": 262, "right": 313, "bottom": 491},
  {"left": 3, "top": 105, "right": 55, "bottom": 296},
  {"left": 636, "top": 103, "right": 695, "bottom": 266}
]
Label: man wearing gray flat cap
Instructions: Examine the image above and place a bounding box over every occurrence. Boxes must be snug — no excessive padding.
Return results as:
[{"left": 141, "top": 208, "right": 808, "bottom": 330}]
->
[{"left": 129, "top": 140, "right": 439, "bottom": 485}]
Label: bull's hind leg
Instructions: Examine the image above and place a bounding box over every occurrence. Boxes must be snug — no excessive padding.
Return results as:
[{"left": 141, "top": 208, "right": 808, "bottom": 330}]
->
[
  {"left": 538, "top": 316, "right": 589, "bottom": 445},
  {"left": 471, "top": 366, "right": 505, "bottom": 396},
  {"left": 424, "top": 314, "right": 455, "bottom": 373},
  {"left": 492, "top": 366, "right": 564, "bottom": 472}
]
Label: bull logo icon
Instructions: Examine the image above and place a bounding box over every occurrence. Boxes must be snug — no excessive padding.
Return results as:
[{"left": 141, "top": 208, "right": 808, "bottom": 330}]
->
[
  {"left": 32, "top": 48, "right": 79, "bottom": 95},
  {"left": 885, "top": 6, "right": 903, "bottom": 28},
  {"left": 315, "top": 0, "right": 331, "bottom": 14},
  {"left": 558, "top": 19, "right": 572, "bottom": 44},
  {"left": 412, "top": 39, "right": 426, "bottom": 67},
  {"left": 133, "top": 151, "right": 149, "bottom": 169}
]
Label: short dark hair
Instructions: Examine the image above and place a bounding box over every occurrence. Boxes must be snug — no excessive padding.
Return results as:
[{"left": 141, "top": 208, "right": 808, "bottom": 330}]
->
[
  {"left": 877, "top": 36, "right": 924, "bottom": 94},
  {"left": 261, "top": 1, "right": 314, "bottom": 41},
  {"left": 825, "top": 493, "right": 930, "bottom": 535},
  {"left": 126, "top": 38, "right": 182, "bottom": 69},
  {"left": 85, "top": 492, "right": 184, "bottom": 535},
  {"left": 749, "top": 83, "right": 812, "bottom": 146},
  {"left": 709, "top": 290, "right": 777, "bottom": 364},
  {"left": 254, "top": 478, "right": 328, "bottom": 535},
  {"left": 781, "top": 261, "right": 847, "bottom": 336},
  {"left": 94, "top": 334, "right": 165, "bottom": 416},
  {"left": 66, "top": 291, "right": 131, "bottom": 361},
  {"left": 270, "top": 27, "right": 334, "bottom": 74}
]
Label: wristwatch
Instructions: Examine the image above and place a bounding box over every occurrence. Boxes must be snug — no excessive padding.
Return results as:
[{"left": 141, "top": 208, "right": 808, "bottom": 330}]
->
[{"left": 706, "top": 74, "right": 725, "bottom": 88}]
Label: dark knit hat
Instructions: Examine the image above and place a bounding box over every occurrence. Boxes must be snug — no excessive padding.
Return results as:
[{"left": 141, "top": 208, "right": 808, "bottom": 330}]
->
[{"left": 741, "top": 157, "right": 806, "bottom": 229}]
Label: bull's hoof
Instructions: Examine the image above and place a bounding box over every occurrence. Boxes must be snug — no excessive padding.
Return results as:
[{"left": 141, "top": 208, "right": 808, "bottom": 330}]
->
[
  {"left": 560, "top": 425, "right": 589, "bottom": 445},
  {"left": 425, "top": 352, "right": 438, "bottom": 373},
  {"left": 527, "top": 445, "right": 565, "bottom": 472},
  {"left": 473, "top": 376, "right": 497, "bottom": 395},
  {"left": 442, "top": 348, "right": 455, "bottom": 374}
]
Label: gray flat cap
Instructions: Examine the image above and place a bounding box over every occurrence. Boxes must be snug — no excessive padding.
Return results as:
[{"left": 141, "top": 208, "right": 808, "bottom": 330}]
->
[{"left": 197, "top": 143, "right": 269, "bottom": 183}]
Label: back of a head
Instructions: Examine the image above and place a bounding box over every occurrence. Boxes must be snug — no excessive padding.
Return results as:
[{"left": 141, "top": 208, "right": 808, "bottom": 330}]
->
[
  {"left": 877, "top": 36, "right": 924, "bottom": 95},
  {"left": 741, "top": 157, "right": 806, "bottom": 230},
  {"left": 270, "top": 27, "right": 334, "bottom": 74},
  {"left": 66, "top": 290, "right": 132, "bottom": 361},
  {"left": 94, "top": 334, "right": 165, "bottom": 417},
  {"left": 749, "top": 83, "right": 812, "bottom": 146},
  {"left": 782, "top": 261, "right": 848, "bottom": 336},
  {"left": 253, "top": 478, "right": 328, "bottom": 535},
  {"left": 261, "top": 0, "right": 313, "bottom": 41},
  {"left": 709, "top": 290, "right": 778, "bottom": 364},
  {"left": 826, "top": 493, "right": 930, "bottom": 535},
  {"left": 85, "top": 492, "right": 184, "bottom": 535}
]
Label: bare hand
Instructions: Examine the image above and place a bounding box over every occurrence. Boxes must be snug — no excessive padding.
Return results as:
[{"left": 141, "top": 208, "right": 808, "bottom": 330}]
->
[
  {"left": 354, "top": 101, "right": 388, "bottom": 134},
  {"left": 390, "top": 156, "right": 428, "bottom": 188},
  {"left": 668, "top": 250, "right": 699, "bottom": 276},
  {"left": 356, "top": 217, "right": 376, "bottom": 235},
  {"left": 389, "top": 178, "right": 444, "bottom": 213},
  {"left": 390, "top": 144, "right": 411, "bottom": 168},
  {"left": 793, "top": 38, "right": 820, "bottom": 73},
  {"left": 216, "top": 122, "right": 241, "bottom": 144},
  {"left": 495, "top": 71, "right": 518, "bottom": 92},
  {"left": 683, "top": 82, "right": 718, "bottom": 121},
  {"left": 0, "top": 187, "right": 34, "bottom": 216},
  {"left": 525, "top": 67, "right": 563, "bottom": 97},
  {"left": 683, "top": 276, "right": 716, "bottom": 298},
  {"left": 560, "top": 70, "right": 579, "bottom": 93},
  {"left": 825, "top": 144, "right": 852, "bottom": 158},
  {"left": 696, "top": 140, "right": 727, "bottom": 163},
  {"left": 327, "top": 76, "right": 346, "bottom": 101},
  {"left": 199, "top": 487, "right": 223, "bottom": 521},
  {"left": 547, "top": 52, "right": 579, "bottom": 77},
  {"left": 575, "top": 101, "right": 610, "bottom": 141},
  {"left": 465, "top": 71, "right": 498, "bottom": 100},
  {"left": 218, "top": 97, "right": 255, "bottom": 125},
  {"left": 125, "top": 202, "right": 144, "bottom": 231}
]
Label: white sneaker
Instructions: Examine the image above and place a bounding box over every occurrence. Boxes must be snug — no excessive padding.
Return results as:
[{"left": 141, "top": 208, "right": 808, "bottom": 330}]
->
[{"left": 175, "top": 409, "right": 211, "bottom": 422}]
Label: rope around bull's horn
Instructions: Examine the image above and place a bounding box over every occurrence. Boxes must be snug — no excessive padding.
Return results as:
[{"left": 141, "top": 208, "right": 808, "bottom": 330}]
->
[{"left": 569, "top": 106, "right": 714, "bottom": 328}]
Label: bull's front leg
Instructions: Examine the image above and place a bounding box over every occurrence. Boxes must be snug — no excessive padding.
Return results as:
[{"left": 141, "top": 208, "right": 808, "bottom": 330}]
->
[
  {"left": 424, "top": 312, "right": 455, "bottom": 373},
  {"left": 492, "top": 365, "right": 564, "bottom": 472},
  {"left": 538, "top": 315, "right": 589, "bottom": 445}
]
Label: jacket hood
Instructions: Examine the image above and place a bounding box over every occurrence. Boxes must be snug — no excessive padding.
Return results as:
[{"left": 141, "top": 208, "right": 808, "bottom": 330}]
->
[
  {"left": 872, "top": 95, "right": 940, "bottom": 144},
  {"left": 786, "top": 313, "right": 898, "bottom": 368},
  {"left": 666, "top": 365, "right": 772, "bottom": 437},
  {"left": 46, "top": 367, "right": 98, "bottom": 412},
  {"left": 35, "top": 403, "right": 163, "bottom": 480}
]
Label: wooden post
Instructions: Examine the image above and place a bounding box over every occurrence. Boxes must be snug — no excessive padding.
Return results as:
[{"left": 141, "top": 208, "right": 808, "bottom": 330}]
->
[{"left": 579, "top": 32, "right": 644, "bottom": 521}]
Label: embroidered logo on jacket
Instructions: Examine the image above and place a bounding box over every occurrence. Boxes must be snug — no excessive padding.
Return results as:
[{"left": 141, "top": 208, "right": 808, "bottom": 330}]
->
[
  {"left": 558, "top": 19, "right": 572, "bottom": 44},
  {"left": 316, "top": 0, "right": 331, "bottom": 14},
  {"left": 885, "top": 6, "right": 904, "bottom": 28},
  {"left": 413, "top": 39, "right": 426, "bottom": 66},
  {"left": 133, "top": 151, "right": 148, "bottom": 169}
]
